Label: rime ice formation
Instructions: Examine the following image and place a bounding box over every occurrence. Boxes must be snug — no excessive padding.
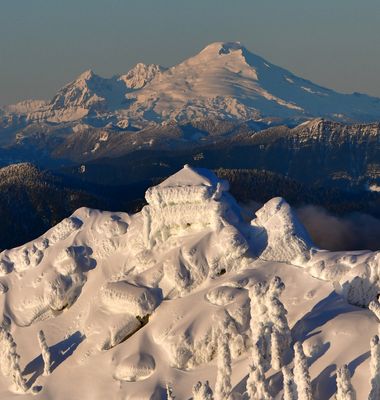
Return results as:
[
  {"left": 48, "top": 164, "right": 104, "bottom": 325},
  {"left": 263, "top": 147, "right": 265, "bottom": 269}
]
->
[
  {"left": 250, "top": 196, "right": 313, "bottom": 264},
  {"left": 0, "top": 166, "right": 379, "bottom": 399}
]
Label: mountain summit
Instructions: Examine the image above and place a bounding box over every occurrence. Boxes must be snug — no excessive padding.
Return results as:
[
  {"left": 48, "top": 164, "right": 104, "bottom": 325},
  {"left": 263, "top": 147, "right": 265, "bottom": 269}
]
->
[{"left": 2, "top": 41, "right": 380, "bottom": 128}]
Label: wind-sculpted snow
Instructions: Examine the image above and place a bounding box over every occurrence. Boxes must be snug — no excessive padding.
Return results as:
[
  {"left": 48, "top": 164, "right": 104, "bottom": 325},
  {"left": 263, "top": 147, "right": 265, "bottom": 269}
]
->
[
  {"left": 0, "top": 165, "right": 380, "bottom": 398},
  {"left": 250, "top": 196, "right": 313, "bottom": 264}
]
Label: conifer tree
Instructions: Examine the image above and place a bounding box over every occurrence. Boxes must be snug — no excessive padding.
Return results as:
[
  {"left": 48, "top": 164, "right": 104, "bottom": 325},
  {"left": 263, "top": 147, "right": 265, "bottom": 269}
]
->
[
  {"left": 335, "top": 364, "right": 356, "bottom": 400},
  {"left": 214, "top": 316, "right": 232, "bottom": 400},
  {"left": 282, "top": 365, "right": 297, "bottom": 400},
  {"left": 166, "top": 383, "right": 175, "bottom": 399},
  {"left": 193, "top": 381, "right": 214, "bottom": 400},
  {"left": 0, "top": 327, "right": 27, "bottom": 392},
  {"left": 38, "top": 330, "right": 51, "bottom": 376},
  {"left": 293, "top": 342, "right": 313, "bottom": 400},
  {"left": 369, "top": 334, "right": 380, "bottom": 400},
  {"left": 246, "top": 363, "right": 271, "bottom": 400}
]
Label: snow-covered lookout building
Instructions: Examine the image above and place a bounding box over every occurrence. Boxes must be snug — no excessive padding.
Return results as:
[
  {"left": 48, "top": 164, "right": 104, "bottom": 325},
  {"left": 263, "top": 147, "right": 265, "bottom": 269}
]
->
[{"left": 141, "top": 165, "right": 231, "bottom": 249}]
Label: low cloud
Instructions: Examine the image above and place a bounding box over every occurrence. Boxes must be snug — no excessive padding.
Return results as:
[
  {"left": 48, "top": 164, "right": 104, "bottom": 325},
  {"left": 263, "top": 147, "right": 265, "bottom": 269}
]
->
[{"left": 296, "top": 205, "right": 380, "bottom": 251}]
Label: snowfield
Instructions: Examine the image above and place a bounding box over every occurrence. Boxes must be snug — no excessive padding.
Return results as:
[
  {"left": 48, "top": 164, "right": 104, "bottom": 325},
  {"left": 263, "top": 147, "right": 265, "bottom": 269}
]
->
[{"left": 0, "top": 165, "right": 379, "bottom": 399}]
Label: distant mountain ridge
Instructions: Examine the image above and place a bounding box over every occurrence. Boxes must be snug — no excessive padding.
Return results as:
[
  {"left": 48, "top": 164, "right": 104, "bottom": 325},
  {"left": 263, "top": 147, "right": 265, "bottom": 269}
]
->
[{"left": 2, "top": 41, "right": 380, "bottom": 132}]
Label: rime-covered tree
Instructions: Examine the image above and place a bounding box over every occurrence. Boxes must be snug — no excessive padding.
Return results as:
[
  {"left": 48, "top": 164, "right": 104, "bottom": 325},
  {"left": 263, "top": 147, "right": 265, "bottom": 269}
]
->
[
  {"left": 369, "top": 300, "right": 380, "bottom": 321},
  {"left": 267, "top": 275, "right": 285, "bottom": 298},
  {"left": 249, "top": 282, "right": 270, "bottom": 369},
  {"left": 193, "top": 381, "right": 214, "bottom": 400},
  {"left": 335, "top": 364, "right": 356, "bottom": 400},
  {"left": 271, "top": 330, "right": 282, "bottom": 371},
  {"left": 282, "top": 365, "right": 297, "bottom": 400},
  {"left": 293, "top": 342, "right": 312, "bottom": 400},
  {"left": 369, "top": 334, "right": 380, "bottom": 400},
  {"left": 246, "top": 362, "right": 270, "bottom": 400},
  {"left": 166, "top": 383, "right": 175, "bottom": 399},
  {"left": 267, "top": 278, "right": 291, "bottom": 370},
  {"left": 214, "top": 316, "right": 232, "bottom": 400},
  {"left": 249, "top": 276, "right": 291, "bottom": 371},
  {"left": 0, "top": 327, "right": 27, "bottom": 392},
  {"left": 38, "top": 330, "right": 51, "bottom": 376}
]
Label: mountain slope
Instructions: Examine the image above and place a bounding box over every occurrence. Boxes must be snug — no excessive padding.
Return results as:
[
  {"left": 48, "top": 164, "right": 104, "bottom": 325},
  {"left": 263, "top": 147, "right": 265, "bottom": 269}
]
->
[{"left": 0, "top": 166, "right": 379, "bottom": 399}]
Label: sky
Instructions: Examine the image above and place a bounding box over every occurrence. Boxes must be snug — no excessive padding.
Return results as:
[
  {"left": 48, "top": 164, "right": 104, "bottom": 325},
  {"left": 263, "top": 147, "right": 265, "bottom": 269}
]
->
[{"left": 1, "top": 0, "right": 380, "bottom": 105}]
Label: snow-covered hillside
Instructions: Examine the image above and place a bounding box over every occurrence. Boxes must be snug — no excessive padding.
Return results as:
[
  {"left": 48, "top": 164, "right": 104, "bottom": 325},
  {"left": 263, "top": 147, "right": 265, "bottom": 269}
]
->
[
  {"left": 0, "top": 165, "right": 379, "bottom": 399},
  {"left": 2, "top": 42, "right": 380, "bottom": 129}
]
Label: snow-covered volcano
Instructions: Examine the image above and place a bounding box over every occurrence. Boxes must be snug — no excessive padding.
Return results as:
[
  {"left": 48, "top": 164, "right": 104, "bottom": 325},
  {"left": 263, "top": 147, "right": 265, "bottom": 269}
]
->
[
  {"left": 0, "top": 165, "right": 379, "bottom": 399},
  {"left": 3, "top": 42, "right": 380, "bottom": 128}
]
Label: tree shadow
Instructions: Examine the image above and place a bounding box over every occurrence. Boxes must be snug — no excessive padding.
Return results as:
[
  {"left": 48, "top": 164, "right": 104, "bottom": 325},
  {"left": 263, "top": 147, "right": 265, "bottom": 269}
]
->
[
  {"left": 231, "top": 374, "right": 248, "bottom": 400},
  {"left": 312, "top": 349, "right": 370, "bottom": 399},
  {"left": 312, "top": 363, "right": 337, "bottom": 399},
  {"left": 292, "top": 291, "right": 358, "bottom": 342},
  {"left": 348, "top": 351, "right": 370, "bottom": 376},
  {"left": 23, "top": 331, "right": 84, "bottom": 388}
]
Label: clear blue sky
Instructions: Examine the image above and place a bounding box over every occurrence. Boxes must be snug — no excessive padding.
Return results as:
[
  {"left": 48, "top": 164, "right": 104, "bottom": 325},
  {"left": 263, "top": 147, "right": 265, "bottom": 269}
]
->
[{"left": 1, "top": 0, "right": 380, "bottom": 105}]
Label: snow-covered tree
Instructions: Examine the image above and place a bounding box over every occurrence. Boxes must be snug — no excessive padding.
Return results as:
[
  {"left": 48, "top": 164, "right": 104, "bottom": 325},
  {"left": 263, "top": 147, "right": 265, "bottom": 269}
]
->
[
  {"left": 214, "top": 316, "right": 232, "bottom": 400},
  {"left": 267, "top": 275, "right": 285, "bottom": 298},
  {"left": 166, "top": 383, "right": 175, "bottom": 399},
  {"left": 293, "top": 342, "right": 312, "bottom": 400},
  {"left": 335, "top": 364, "right": 356, "bottom": 400},
  {"left": 246, "top": 362, "right": 270, "bottom": 400},
  {"left": 267, "top": 279, "right": 291, "bottom": 370},
  {"left": 249, "top": 276, "right": 291, "bottom": 371},
  {"left": 369, "top": 334, "right": 380, "bottom": 400},
  {"left": 37, "top": 330, "right": 51, "bottom": 376},
  {"left": 282, "top": 365, "right": 297, "bottom": 400},
  {"left": 193, "top": 381, "right": 214, "bottom": 400},
  {"left": 0, "top": 327, "right": 27, "bottom": 392},
  {"left": 249, "top": 282, "right": 271, "bottom": 369},
  {"left": 10, "top": 351, "right": 27, "bottom": 393},
  {"left": 271, "top": 330, "right": 282, "bottom": 371},
  {"left": 369, "top": 299, "right": 380, "bottom": 321}
]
